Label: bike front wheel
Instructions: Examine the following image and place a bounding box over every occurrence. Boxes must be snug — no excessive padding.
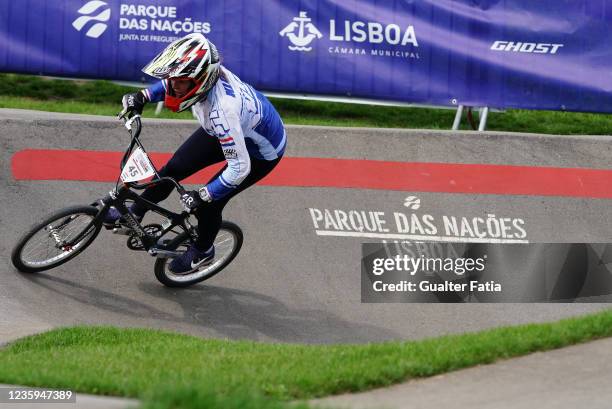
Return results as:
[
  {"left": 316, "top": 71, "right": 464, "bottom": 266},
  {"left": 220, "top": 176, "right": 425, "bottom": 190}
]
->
[
  {"left": 11, "top": 205, "right": 103, "bottom": 273},
  {"left": 154, "top": 221, "right": 243, "bottom": 288}
]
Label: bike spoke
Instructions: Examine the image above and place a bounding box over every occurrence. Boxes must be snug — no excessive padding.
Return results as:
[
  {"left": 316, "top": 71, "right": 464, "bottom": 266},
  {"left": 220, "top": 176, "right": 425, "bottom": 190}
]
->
[{"left": 20, "top": 213, "right": 97, "bottom": 268}]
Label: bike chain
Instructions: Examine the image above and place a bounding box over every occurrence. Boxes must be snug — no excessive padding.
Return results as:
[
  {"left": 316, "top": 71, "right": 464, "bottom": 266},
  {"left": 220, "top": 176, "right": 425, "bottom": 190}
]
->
[{"left": 127, "top": 224, "right": 162, "bottom": 250}]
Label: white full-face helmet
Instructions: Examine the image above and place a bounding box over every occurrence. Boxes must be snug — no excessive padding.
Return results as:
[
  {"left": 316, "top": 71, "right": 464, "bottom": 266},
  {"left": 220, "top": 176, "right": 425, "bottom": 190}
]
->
[{"left": 142, "top": 33, "right": 221, "bottom": 112}]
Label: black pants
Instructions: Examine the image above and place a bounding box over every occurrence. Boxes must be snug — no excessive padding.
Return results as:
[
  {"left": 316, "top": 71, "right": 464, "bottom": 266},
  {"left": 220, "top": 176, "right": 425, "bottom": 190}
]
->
[{"left": 134, "top": 127, "right": 281, "bottom": 250}]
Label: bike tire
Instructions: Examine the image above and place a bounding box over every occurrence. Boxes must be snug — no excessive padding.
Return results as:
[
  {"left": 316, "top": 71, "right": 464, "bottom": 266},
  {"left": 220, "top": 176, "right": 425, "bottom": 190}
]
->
[
  {"left": 11, "top": 205, "right": 103, "bottom": 273},
  {"left": 154, "top": 221, "right": 243, "bottom": 288}
]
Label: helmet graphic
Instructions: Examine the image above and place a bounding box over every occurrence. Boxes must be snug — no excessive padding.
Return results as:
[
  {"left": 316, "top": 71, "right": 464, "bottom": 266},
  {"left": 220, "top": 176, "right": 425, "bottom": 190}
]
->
[{"left": 142, "top": 33, "right": 221, "bottom": 112}]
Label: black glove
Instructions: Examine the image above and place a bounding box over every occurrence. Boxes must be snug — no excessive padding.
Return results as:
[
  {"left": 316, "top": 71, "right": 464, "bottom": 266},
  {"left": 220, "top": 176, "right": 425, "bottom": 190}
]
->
[
  {"left": 118, "top": 91, "right": 148, "bottom": 119},
  {"left": 180, "top": 191, "right": 203, "bottom": 212}
]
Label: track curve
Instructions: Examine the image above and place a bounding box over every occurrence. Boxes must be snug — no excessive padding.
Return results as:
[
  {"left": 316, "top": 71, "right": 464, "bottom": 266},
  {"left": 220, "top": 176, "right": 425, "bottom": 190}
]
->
[{"left": 2, "top": 109, "right": 612, "bottom": 344}]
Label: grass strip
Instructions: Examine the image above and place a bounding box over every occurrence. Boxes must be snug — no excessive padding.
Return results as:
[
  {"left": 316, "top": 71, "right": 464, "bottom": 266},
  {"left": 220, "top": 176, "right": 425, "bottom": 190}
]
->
[
  {"left": 1, "top": 73, "right": 612, "bottom": 134},
  {"left": 0, "top": 309, "right": 611, "bottom": 409}
]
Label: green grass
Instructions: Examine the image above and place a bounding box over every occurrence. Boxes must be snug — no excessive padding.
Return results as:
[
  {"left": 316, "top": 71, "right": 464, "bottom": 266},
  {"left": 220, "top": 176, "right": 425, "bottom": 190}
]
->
[
  {"left": 1, "top": 309, "right": 612, "bottom": 409},
  {"left": 1, "top": 73, "right": 611, "bottom": 134}
]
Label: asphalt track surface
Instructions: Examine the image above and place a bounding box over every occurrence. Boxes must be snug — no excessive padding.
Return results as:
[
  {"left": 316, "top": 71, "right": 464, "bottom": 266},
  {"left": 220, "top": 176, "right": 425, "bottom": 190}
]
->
[{"left": 2, "top": 109, "right": 612, "bottom": 344}]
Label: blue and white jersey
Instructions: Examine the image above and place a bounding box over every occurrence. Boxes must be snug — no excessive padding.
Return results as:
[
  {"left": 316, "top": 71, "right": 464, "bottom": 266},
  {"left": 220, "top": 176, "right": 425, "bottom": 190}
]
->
[{"left": 145, "top": 67, "right": 286, "bottom": 200}]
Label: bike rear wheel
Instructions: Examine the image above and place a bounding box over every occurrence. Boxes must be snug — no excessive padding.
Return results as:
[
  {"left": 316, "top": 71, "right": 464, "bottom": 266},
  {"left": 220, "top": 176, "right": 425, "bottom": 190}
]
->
[
  {"left": 154, "top": 221, "right": 243, "bottom": 287},
  {"left": 11, "top": 205, "right": 102, "bottom": 273}
]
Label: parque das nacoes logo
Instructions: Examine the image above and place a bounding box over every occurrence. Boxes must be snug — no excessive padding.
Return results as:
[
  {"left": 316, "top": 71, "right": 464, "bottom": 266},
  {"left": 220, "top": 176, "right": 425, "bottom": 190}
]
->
[
  {"left": 73, "top": 3, "right": 212, "bottom": 43},
  {"left": 72, "top": 1, "right": 111, "bottom": 38},
  {"left": 279, "top": 12, "right": 323, "bottom": 52}
]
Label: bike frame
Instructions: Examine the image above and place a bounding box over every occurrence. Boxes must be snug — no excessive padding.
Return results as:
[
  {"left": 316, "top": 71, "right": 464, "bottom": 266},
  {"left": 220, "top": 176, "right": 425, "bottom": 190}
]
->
[{"left": 67, "top": 116, "right": 195, "bottom": 258}]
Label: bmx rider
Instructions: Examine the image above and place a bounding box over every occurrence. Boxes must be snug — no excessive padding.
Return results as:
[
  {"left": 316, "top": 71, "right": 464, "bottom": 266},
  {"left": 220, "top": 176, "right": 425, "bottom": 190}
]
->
[{"left": 105, "top": 33, "right": 286, "bottom": 274}]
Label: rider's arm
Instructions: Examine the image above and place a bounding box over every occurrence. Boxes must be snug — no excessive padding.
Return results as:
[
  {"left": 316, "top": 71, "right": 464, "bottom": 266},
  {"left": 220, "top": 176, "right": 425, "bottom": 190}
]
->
[
  {"left": 142, "top": 81, "right": 166, "bottom": 103},
  {"left": 204, "top": 108, "right": 251, "bottom": 201}
]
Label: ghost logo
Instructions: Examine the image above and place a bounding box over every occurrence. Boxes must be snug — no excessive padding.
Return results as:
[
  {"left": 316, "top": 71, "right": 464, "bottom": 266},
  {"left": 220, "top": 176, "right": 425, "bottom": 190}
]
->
[
  {"left": 279, "top": 12, "right": 323, "bottom": 52},
  {"left": 72, "top": 1, "right": 111, "bottom": 39}
]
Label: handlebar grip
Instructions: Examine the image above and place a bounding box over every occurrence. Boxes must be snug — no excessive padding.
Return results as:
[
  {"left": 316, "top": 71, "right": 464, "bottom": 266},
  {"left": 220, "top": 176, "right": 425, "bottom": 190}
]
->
[{"left": 124, "top": 115, "right": 142, "bottom": 137}]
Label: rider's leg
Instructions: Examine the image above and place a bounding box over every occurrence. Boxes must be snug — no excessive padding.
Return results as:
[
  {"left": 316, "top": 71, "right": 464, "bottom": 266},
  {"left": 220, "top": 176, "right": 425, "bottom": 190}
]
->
[
  {"left": 168, "top": 156, "right": 282, "bottom": 273},
  {"left": 107, "top": 128, "right": 224, "bottom": 224},
  {"left": 193, "top": 156, "right": 282, "bottom": 251},
  {"left": 106, "top": 128, "right": 223, "bottom": 225},
  {"left": 134, "top": 127, "right": 225, "bottom": 213},
  {"left": 168, "top": 157, "right": 281, "bottom": 273}
]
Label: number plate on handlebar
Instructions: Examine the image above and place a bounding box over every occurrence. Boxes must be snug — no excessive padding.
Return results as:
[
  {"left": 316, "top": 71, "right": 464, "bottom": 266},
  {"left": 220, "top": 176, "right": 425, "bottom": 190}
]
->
[{"left": 120, "top": 147, "right": 155, "bottom": 183}]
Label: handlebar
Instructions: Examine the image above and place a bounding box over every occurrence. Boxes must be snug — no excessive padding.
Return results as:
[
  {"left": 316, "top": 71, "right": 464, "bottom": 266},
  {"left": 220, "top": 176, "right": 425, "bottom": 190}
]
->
[
  {"left": 124, "top": 115, "right": 142, "bottom": 139},
  {"left": 118, "top": 115, "right": 187, "bottom": 196}
]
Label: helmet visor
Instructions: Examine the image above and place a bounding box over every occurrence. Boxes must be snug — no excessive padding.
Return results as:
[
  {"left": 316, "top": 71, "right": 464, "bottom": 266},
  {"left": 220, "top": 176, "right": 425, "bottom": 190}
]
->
[{"left": 168, "top": 77, "right": 198, "bottom": 98}]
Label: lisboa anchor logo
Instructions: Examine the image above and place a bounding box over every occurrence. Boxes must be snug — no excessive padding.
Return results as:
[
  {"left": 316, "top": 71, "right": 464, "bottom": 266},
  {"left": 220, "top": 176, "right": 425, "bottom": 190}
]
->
[
  {"left": 72, "top": 1, "right": 111, "bottom": 39},
  {"left": 279, "top": 11, "right": 322, "bottom": 52}
]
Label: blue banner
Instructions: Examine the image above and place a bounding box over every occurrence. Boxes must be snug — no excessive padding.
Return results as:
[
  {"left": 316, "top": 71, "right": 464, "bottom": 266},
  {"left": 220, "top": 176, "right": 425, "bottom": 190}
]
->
[{"left": 1, "top": 1, "right": 611, "bottom": 112}]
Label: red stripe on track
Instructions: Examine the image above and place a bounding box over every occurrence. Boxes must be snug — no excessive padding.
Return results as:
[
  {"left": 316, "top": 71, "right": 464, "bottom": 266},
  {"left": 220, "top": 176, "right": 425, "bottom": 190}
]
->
[{"left": 11, "top": 149, "right": 612, "bottom": 199}]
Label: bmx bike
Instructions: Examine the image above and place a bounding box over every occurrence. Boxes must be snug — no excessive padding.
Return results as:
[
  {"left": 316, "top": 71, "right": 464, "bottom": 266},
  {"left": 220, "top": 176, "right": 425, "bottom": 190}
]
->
[{"left": 11, "top": 115, "right": 243, "bottom": 287}]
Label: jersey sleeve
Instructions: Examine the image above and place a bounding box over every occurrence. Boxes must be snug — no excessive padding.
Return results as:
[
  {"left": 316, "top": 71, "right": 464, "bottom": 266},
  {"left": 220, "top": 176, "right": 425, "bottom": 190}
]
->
[
  {"left": 204, "top": 106, "right": 251, "bottom": 200},
  {"left": 142, "top": 81, "right": 166, "bottom": 103}
]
